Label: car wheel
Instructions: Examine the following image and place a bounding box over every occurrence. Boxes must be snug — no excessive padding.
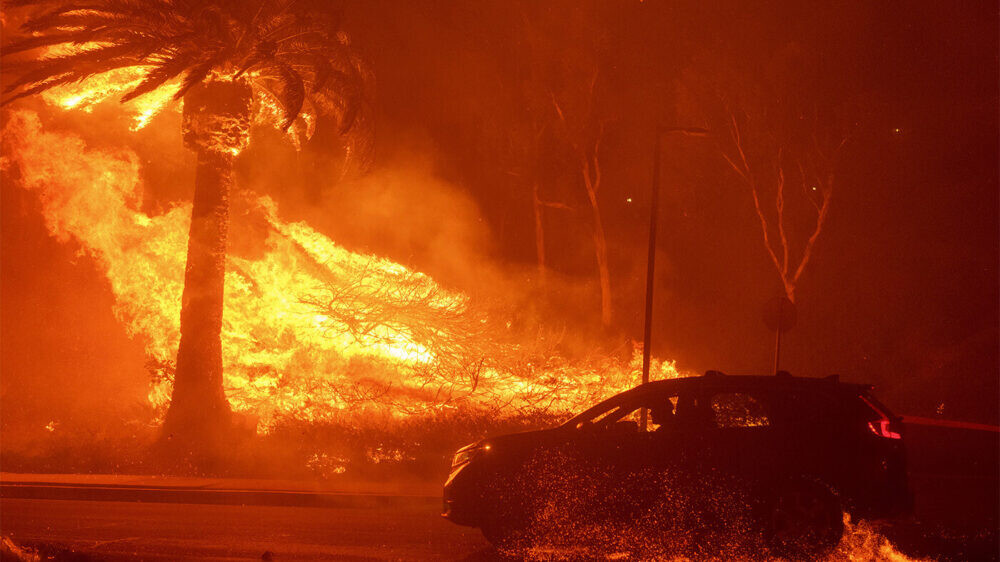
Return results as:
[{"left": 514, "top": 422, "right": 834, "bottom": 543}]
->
[{"left": 765, "top": 479, "right": 844, "bottom": 560}]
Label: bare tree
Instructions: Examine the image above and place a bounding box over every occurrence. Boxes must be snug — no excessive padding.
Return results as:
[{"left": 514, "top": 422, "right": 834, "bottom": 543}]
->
[
  {"left": 549, "top": 76, "right": 612, "bottom": 324},
  {"left": 676, "top": 41, "right": 859, "bottom": 305},
  {"left": 499, "top": 116, "right": 570, "bottom": 290},
  {"left": 719, "top": 106, "right": 849, "bottom": 303},
  {"left": 515, "top": 3, "right": 615, "bottom": 327},
  {"left": 530, "top": 178, "right": 573, "bottom": 289}
]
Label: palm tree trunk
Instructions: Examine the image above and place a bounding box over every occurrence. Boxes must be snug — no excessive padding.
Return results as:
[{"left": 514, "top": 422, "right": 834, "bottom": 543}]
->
[
  {"left": 161, "top": 80, "right": 252, "bottom": 450},
  {"left": 162, "top": 150, "right": 235, "bottom": 442}
]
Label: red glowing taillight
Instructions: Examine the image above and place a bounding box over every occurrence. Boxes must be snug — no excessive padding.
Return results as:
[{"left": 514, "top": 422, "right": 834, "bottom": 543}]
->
[
  {"left": 867, "top": 419, "right": 902, "bottom": 440},
  {"left": 861, "top": 395, "right": 902, "bottom": 440}
]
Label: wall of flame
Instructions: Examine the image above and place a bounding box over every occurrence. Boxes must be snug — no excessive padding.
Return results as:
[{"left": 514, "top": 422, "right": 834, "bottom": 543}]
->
[{"left": 3, "top": 107, "right": 682, "bottom": 433}]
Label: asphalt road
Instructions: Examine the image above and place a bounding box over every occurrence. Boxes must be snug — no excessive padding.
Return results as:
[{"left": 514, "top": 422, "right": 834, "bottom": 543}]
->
[
  {"left": 3, "top": 493, "right": 998, "bottom": 561},
  {"left": 1, "top": 497, "right": 493, "bottom": 561},
  {"left": 1, "top": 424, "right": 995, "bottom": 561}
]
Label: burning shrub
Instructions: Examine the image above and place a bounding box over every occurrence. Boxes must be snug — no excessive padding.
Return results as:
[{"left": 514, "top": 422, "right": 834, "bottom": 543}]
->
[{"left": 4, "top": 108, "right": 683, "bottom": 476}]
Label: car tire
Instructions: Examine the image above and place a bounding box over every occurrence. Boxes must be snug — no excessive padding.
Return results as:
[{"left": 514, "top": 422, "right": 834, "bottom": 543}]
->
[{"left": 765, "top": 478, "right": 844, "bottom": 560}]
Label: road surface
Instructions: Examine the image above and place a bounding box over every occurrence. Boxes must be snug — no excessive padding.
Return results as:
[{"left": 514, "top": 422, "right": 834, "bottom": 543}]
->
[
  {"left": 2, "top": 419, "right": 997, "bottom": 561},
  {"left": 3, "top": 492, "right": 999, "bottom": 561},
  {"left": 2, "top": 497, "right": 494, "bottom": 561}
]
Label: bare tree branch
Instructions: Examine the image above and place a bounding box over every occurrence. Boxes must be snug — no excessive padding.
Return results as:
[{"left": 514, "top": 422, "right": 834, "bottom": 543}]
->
[
  {"left": 720, "top": 109, "right": 847, "bottom": 302},
  {"left": 775, "top": 151, "right": 788, "bottom": 278},
  {"left": 791, "top": 181, "right": 832, "bottom": 287}
]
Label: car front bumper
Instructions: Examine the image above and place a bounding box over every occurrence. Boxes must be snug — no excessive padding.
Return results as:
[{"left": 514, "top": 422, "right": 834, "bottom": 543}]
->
[{"left": 441, "top": 462, "right": 482, "bottom": 527}]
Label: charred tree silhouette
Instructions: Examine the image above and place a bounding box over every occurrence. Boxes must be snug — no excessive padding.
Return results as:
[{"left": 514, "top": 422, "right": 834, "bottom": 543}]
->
[
  {"left": 719, "top": 107, "right": 848, "bottom": 303},
  {"left": 170, "top": 80, "right": 253, "bottom": 448},
  {"left": 498, "top": 115, "right": 569, "bottom": 291},
  {"left": 2, "top": 0, "right": 372, "bottom": 454},
  {"left": 680, "top": 44, "right": 856, "bottom": 304},
  {"left": 530, "top": 181, "right": 572, "bottom": 289},
  {"left": 494, "top": 12, "right": 572, "bottom": 295},
  {"left": 550, "top": 72, "right": 613, "bottom": 325},
  {"left": 517, "top": 5, "right": 615, "bottom": 327}
]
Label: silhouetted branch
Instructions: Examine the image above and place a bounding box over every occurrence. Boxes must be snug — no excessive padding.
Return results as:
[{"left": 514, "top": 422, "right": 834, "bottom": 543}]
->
[{"left": 720, "top": 108, "right": 847, "bottom": 302}]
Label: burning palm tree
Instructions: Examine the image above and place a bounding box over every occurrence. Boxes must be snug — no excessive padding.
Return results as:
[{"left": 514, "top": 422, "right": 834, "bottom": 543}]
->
[{"left": 2, "top": 0, "right": 372, "bottom": 450}]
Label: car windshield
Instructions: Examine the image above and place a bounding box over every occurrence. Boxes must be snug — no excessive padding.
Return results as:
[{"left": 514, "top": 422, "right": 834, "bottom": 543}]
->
[
  {"left": 561, "top": 387, "right": 643, "bottom": 428},
  {"left": 561, "top": 384, "right": 681, "bottom": 432}
]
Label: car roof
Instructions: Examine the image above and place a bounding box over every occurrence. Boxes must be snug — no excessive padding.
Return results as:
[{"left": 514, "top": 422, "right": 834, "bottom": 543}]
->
[
  {"left": 563, "top": 373, "right": 873, "bottom": 427},
  {"left": 638, "top": 372, "right": 873, "bottom": 394}
]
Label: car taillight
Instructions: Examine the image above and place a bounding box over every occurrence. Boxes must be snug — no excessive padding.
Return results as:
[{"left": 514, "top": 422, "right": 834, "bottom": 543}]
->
[
  {"left": 867, "top": 419, "right": 902, "bottom": 440},
  {"left": 861, "top": 395, "right": 902, "bottom": 439}
]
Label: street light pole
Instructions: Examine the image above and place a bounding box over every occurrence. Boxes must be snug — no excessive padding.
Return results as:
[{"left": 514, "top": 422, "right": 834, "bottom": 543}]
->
[{"left": 640, "top": 126, "right": 708, "bottom": 431}]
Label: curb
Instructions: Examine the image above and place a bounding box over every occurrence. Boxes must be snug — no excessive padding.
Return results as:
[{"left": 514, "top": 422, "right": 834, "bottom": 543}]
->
[{"left": 0, "top": 481, "right": 440, "bottom": 510}]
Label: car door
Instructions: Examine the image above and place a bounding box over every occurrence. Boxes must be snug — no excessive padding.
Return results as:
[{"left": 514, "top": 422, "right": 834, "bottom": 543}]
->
[
  {"left": 702, "top": 388, "right": 779, "bottom": 482},
  {"left": 600, "top": 389, "right": 715, "bottom": 521},
  {"left": 548, "top": 398, "right": 646, "bottom": 523},
  {"left": 562, "top": 391, "right": 684, "bottom": 519},
  {"left": 640, "top": 388, "right": 778, "bottom": 532}
]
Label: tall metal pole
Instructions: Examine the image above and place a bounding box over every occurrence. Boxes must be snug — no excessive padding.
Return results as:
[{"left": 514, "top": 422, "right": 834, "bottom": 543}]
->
[
  {"left": 638, "top": 133, "right": 663, "bottom": 432},
  {"left": 640, "top": 127, "right": 708, "bottom": 432}
]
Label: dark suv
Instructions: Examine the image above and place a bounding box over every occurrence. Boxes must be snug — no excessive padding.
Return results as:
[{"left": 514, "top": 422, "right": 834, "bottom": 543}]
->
[{"left": 443, "top": 372, "right": 912, "bottom": 557}]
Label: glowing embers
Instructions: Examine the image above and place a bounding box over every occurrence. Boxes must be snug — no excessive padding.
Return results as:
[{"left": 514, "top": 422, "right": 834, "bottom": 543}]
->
[{"left": 490, "top": 451, "right": 922, "bottom": 561}]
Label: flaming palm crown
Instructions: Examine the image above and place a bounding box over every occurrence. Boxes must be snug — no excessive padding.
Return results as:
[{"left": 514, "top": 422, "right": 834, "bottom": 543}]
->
[{"left": 2, "top": 0, "right": 371, "bottom": 150}]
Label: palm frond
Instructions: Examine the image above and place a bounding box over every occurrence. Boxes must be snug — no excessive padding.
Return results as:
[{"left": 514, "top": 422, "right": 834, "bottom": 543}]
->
[
  {"left": 259, "top": 60, "right": 304, "bottom": 131},
  {"left": 119, "top": 52, "right": 193, "bottom": 101},
  {"left": 3, "top": 43, "right": 140, "bottom": 93},
  {"left": 1, "top": 30, "right": 100, "bottom": 55},
  {"left": 172, "top": 57, "right": 217, "bottom": 100},
  {"left": 22, "top": 2, "right": 177, "bottom": 33},
  {"left": 3, "top": 0, "right": 373, "bottom": 163},
  {"left": 316, "top": 69, "right": 362, "bottom": 134},
  {"left": 1, "top": 56, "right": 136, "bottom": 104}
]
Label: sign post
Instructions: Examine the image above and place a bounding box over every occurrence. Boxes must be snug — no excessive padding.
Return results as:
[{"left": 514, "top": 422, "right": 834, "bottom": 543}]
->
[{"left": 762, "top": 296, "right": 797, "bottom": 374}]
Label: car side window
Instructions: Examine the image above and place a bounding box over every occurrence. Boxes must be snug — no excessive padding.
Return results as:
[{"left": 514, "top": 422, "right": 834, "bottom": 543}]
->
[
  {"left": 618, "top": 395, "right": 679, "bottom": 431},
  {"left": 577, "top": 394, "right": 680, "bottom": 435},
  {"left": 710, "top": 392, "right": 771, "bottom": 429},
  {"left": 591, "top": 405, "right": 629, "bottom": 426}
]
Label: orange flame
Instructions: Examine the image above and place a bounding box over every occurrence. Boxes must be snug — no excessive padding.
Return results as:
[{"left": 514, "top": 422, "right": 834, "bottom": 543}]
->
[
  {"left": 3, "top": 109, "right": 681, "bottom": 432},
  {"left": 34, "top": 44, "right": 308, "bottom": 136},
  {"left": 38, "top": 43, "right": 180, "bottom": 130}
]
